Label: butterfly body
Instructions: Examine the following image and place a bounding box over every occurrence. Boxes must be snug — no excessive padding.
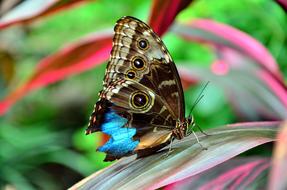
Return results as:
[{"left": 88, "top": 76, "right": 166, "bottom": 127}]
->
[{"left": 86, "top": 16, "right": 192, "bottom": 161}]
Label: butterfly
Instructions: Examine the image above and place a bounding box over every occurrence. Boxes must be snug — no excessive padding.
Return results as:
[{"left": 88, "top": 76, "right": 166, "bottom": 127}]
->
[{"left": 86, "top": 16, "right": 196, "bottom": 161}]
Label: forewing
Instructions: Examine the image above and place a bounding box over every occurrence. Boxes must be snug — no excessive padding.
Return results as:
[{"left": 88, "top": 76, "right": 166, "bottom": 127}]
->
[{"left": 104, "top": 16, "right": 185, "bottom": 119}]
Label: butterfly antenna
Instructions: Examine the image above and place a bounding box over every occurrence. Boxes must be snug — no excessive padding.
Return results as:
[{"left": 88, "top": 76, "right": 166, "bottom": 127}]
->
[
  {"left": 188, "top": 81, "right": 210, "bottom": 137},
  {"left": 188, "top": 81, "right": 210, "bottom": 118}
]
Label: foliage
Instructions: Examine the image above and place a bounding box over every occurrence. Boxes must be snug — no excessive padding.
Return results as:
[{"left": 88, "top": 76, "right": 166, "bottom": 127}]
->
[
  {"left": 0, "top": 0, "right": 286, "bottom": 189},
  {"left": 71, "top": 122, "right": 278, "bottom": 189}
]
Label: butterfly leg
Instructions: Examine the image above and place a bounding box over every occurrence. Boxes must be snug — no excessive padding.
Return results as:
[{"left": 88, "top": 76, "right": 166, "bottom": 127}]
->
[
  {"left": 163, "top": 138, "right": 174, "bottom": 158},
  {"left": 188, "top": 124, "right": 207, "bottom": 150},
  {"left": 191, "top": 129, "right": 207, "bottom": 150},
  {"left": 196, "top": 124, "right": 209, "bottom": 136}
]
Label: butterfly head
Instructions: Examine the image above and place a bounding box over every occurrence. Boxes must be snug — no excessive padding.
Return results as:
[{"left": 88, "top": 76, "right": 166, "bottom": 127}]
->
[{"left": 173, "top": 116, "right": 194, "bottom": 139}]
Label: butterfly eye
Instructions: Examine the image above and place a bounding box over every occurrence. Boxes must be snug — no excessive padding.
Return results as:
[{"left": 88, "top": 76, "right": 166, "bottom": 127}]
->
[
  {"left": 138, "top": 39, "right": 149, "bottom": 50},
  {"left": 133, "top": 57, "right": 145, "bottom": 70},
  {"left": 126, "top": 70, "right": 136, "bottom": 79},
  {"left": 131, "top": 91, "right": 149, "bottom": 108}
]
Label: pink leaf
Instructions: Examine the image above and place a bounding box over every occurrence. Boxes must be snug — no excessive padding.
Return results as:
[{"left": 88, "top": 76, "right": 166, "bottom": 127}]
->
[
  {"left": 269, "top": 121, "right": 287, "bottom": 190},
  {"left": 275, "top": 0, "right": 287, "bottom": 12},
  {"left": 178, "top": 65, "right": 287, "bottom": 120},
  {"left": 172, "top": 19, "right": 282, "bottom": 79},
  {"left": 212, "top": 47, "right": 287, "bottom": 111},
  {"left": 0, "top": 31, "right": 113, "bottom": 115},
  {"left": 258, "top": 70, "right": 287, "bottom": 111},
  {"left": 172, "top": 19, "right": 287, "bottom": 119},
  {"left": 0, "top": 0, "right": 88, "bottom": 30},
  {"left": 148, "top": 0, "right": 193, "bottom": 36},
  {"left": 165, "top": 158, "right": 270, "bottom": 190}
]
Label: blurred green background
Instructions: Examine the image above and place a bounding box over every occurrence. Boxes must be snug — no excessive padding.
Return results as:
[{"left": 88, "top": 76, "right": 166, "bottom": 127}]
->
[{"left": 0, "top": 0, "right": 286, "bottom": 189}]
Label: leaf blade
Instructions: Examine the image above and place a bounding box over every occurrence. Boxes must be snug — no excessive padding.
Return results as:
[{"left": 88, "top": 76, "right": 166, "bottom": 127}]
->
[
  {"left": 172, "top": 19, "right": 282, "bottom": 78},
  {"left": 178, "top": 65, "right": 287, "bottom": 120},
  {"left": 275, "top": 0, "right": 287, "bottom": 12},
  {"left": 148, "top": 0, "right": 193, "bottom": 36},
  {"left": 172, "top": 19, "right": 287, "bottom": 119},
  {"left": 0, "top": 31, "right": 113, "bottom": 115},
  {"left": 268, "top": 121, "right": 287, "bottom": 190},
  {"left": 0, "top": 0, "right": 89, "bottom": 30},
  {"left": 70, "top": 121, "right": 279, "bottom": 190},
  {"left": 165, "top": 157, "right": 270, "bottom": 190}
]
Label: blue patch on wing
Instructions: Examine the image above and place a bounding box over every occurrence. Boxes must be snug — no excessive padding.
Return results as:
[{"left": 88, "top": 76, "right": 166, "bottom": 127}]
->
[{"left": 98, "top": 110, "right": 139, "bottom": 157}]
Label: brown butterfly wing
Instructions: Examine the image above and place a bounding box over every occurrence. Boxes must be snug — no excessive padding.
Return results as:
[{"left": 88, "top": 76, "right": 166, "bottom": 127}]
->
[
  {"left": 87, "top": 16, "right": 185, "bottom": 161},
  {"left": 100, "top": 79, "right": 175, "bottom": 153},
  {"left": 104, "top": 16, "right": 185, "bottom": 120}
]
